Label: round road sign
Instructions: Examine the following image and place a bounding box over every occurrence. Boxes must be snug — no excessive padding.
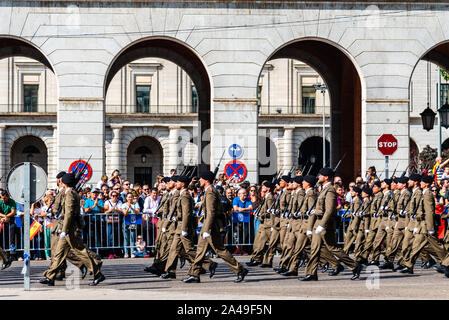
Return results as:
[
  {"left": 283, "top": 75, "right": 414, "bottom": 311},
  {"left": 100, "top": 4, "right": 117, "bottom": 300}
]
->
[
  {"left": 6, "top": 162, "right": 48, "bottom": 205},
  {"left": 224, "top": 160, "right": 247, "bottom": 183},
  {"left": 68, "top": 160, "right": 92, "bottom": 183}
]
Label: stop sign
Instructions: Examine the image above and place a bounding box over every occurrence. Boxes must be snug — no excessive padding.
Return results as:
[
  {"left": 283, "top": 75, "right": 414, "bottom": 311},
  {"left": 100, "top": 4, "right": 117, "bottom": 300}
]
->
[{"left": 377, "top": 134, "right": 398, "bottom": 156}]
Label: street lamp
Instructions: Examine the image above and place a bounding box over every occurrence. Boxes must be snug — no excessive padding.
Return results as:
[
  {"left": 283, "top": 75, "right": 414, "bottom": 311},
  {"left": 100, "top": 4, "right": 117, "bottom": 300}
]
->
[
  {"left": 420, "top": 105, "right": 436, "bottom": 131},
  {"left": 313, "top": 83, "right": 327, "bottom": 167}
]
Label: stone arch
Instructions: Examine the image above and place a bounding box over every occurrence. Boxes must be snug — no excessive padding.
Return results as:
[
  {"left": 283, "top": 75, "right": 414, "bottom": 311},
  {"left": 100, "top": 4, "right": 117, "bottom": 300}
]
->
[
  {"left": 104, "top": 36, "right": 213, "bottom": 170},
  {"left": 9, "top": 135, "right": 48, "bottom": 174},
  {"left": 5, "top": 126, "right": 55, "bottom": 177},
  {"left": 257, "top": 37, "right": 364, "bottom": 183},
  {"left": 409, "top": 138, "right": 420, "bottom": 173},
  {"left": 126, "top": 136, "right": 163, "bottom": 186}
]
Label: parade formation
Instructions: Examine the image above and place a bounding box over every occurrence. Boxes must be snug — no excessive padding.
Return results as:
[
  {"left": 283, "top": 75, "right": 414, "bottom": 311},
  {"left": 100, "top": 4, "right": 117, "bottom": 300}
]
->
[{"left": 1, "top": 153, "right": 446, "bottom": 289}]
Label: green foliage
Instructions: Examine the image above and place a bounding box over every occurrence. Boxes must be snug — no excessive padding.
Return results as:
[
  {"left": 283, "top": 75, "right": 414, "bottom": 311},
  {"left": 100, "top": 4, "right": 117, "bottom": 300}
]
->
[
  {"left": 418, "top": 145, "right": 437, "bottom": 171},
  {"left": 441, "top": 69, "right": 449, "bottom": 82}
]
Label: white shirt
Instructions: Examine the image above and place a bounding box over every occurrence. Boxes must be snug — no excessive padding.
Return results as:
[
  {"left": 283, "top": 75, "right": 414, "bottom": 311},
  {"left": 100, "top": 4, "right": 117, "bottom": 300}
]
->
[{"left": 143, "top": 196, "right": 161, "bottom": 216}]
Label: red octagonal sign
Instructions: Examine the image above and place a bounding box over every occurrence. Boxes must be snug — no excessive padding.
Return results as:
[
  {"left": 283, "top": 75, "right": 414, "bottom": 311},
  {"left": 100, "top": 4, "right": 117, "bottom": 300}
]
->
[{"left": 377, "top": 134, "right": 398, "bottom": 156}]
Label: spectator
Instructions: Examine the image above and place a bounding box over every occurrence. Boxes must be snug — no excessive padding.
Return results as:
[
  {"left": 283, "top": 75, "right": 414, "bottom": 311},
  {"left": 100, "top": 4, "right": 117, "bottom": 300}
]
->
[
  {"left": 170, "top": 169, "right": 177, "bottom": 176},
  {"left": 30, "top": 200, "right": 45, "bottom": 260},
  {"left": 104, "top": 190, "right": 122, "bottom": 259},
  {"left": 443, "top": 167, "right": 449, "bottom": 180},
  {"left": 432, "top": 186, "right": 447, "bottom": 241},
  {"left": 121, "top": 192, "right": 141, "bottom": 258},
  {"left": 155, "top": 174, "right": 164, "bottom": 188},
  {"left": 346, "top": 182, "right": 356, "bottom": 203},
  {"left": 439, "top": 179, "right": 449, "bottom": 199},
  {"left": 143, "top": 188, "right": 160, "bottom": 247},
  {"left": 84, "top": 188, "right": 104, "bottom": 250},
  {"left": 133, "top": 235, "right": 149, "bottom": 258},
  {"left": 0, "top": 190, "right": 17, "bottom": 260},
  {"left": 433, "top": 156, "right": 449, "bottom": 186},
  {"left": 121, "top": 180, "right": 131, "bottom": 201},
  {"left": 336, "top": 185, "right": 347, "bottom": 210},
  {"left": 232, "top": 188, "right": 253, "bottom": 255},
  {"left": 108, "top": 169, "right": 123, "bottom": 187},
  {"left": 334, "top": 176, "right": 343, "bottom": 185},
  {"left": 216, "top": 173, "right": 228, "bottom": 187},
  {"left": 101, "top": 184, "right": 110, "bottom": 201},
  {"left": 97, "top": 175, "right": 109, "bottom": 190},
  {"left": 138, "top": 184, "right": 150, "bottom": 211},
  {"left": 40, "top": 195, "right": 54, "bottom": 260},
  {"left": 249, "top": 185, "right": 261, "bottom": 234}
]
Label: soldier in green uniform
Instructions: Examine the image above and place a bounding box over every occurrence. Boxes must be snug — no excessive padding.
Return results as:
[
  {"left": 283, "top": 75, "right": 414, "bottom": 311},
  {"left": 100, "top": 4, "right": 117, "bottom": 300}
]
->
[
  {"left": 246, "top": 181, "right": 274, "bottom": 266},
  {"left": 343, "top": 186, "right": 362, "bottom": 254},
  {"left": 39, "top": 173, "right": 104, "bottom": 286},
  {"left": 161, "top": 175, "right": 216, "bottom": 279},
  {"left": 299, "top": 168, "right": 362, "bottom": 281},
  {"left": 398, "top": 175, "right": 449, "bottom": 274},
  {"left": 182, "top": 171, "right": 248, "bottom": 283}
]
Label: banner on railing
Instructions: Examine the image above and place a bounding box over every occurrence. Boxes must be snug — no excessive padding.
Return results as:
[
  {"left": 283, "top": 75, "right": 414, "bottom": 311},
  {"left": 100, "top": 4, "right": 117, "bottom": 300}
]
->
[{"left": 124, "top": 214, "right": 142, "bottom": 225}]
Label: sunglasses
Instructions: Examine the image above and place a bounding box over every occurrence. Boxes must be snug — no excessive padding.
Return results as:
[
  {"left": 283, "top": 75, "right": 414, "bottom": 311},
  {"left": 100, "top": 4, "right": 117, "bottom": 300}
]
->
[
  {"left": 124, "top": 183, "right": 130, "bottom": 186},
  {"left": 143, "top": 188, "right": 149, "bottom": 191},
  {"left": 112, "top": 194, "right": 118, "bottom": 197}
]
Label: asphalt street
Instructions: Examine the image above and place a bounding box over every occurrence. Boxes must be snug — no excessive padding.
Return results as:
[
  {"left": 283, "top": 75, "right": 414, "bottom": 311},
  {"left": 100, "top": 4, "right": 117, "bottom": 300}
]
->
[{"left": 0, "top": 255, "right": 448, "bottom": 300}]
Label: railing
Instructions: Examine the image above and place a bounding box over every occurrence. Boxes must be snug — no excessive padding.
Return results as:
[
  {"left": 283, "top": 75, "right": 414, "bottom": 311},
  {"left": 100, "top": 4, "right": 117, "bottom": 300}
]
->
[
  {"left": 0, "top": 104, "right": 57, "bottom": 113},
  {"left": 105, "top": 104, "right": 199, "bottom": 114},
  {"left": 258, "top": 105, "right": 330, "bottom": 115},
  {"left": 0, "top": 209, "right": 351, "bottom": 259}
]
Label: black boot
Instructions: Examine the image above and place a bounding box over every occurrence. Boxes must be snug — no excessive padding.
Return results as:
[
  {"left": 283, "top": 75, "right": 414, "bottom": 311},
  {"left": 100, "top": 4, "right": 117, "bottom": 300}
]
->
[
  {"left": 379, "top": 261, "right": 394, "bottom": 269},
  {"left": 328, "top": 264, "right": 344, "bottom": 276},
  {"left": 234, "top": 268, "right": 249, "bottom": 283},
  {"left": 298, "top": 274, "right": 318, "bottom": 281},
  {"left": 160, "top": 272, "right": 176, "bottom": 279}
]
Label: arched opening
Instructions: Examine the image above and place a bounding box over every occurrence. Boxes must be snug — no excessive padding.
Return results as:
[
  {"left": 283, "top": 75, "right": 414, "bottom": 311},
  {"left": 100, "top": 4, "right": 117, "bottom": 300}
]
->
[
  {"left": 127, "top": 136, "right": 163, "bottom": 186},
  {"left": 298, "top": 137, "right": 330, "bottom": 177},
  {"left": 409, "top": 138, "right": 419, "bottom": 173},
  {"left": 258, "top": 39, "right": 362, "bottom": 183},
  {"left": 105, "top": 37, "right": 211, "bottom": 171},
  {"left": 10, "top": 135, "right": 48, "bottom": 173},
  {"left": 409, "top": 41, "right": 449, "bottom": 164},
  {"left": 258, "top": 136, "right": 278, "bottom": 183}
]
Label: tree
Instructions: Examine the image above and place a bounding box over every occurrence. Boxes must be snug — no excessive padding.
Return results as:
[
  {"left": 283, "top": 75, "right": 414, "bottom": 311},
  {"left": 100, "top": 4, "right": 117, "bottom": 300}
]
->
[{"left": 418, "top": 145, "right": 437, "bottom": 172}]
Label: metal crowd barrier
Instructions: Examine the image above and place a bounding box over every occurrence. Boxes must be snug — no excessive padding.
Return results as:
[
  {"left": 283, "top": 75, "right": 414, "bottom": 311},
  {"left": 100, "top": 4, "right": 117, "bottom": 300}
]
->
[{"left": 0, "top": 210, "right": 352, "bottom": 258}]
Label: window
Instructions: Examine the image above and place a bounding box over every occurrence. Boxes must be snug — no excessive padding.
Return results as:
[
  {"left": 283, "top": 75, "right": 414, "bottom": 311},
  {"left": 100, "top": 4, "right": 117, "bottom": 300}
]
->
[
  {"left": 302, "top": 86, "right": 316, "bottom": 114},
  {"left": 23, "top": 84, "right": 38, "bottom": 112},
  {"left": 136, "top": 85, "right": 150, "bottom": 113},
  {"left": 191, "top": 86, "right": 199, "bottom": 113},
  {"left": 257, "top": 85, "right": 262, "bottom": 113},
  {"left": 441, "top": 84, "right": 449, "bottom": 106}
]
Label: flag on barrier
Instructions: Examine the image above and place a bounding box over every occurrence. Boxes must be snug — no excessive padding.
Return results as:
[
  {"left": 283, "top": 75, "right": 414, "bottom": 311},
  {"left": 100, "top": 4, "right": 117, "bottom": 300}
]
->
[{"left": 30, "top": 220, "right": 42, "bottom": 240}]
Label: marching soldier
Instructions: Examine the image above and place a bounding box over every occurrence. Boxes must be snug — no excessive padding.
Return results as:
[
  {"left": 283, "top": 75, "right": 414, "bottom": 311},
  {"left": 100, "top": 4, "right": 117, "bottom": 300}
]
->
[
  {"left": 144, "top": 176, "right": 173, "bottom": 275},
  {"left": 261, "top": 176, "right": 290, "bottom": 268},
  {"left": 43, "top": 171, "right": 88, "bottom": 281},
  {"left": 368, "top": 179, "right": 394, "bottom": 266},
  {"left": 343, "top": 186, "right": 362, "bottom": 254},
  {"left": 353, "top": 186, "right": 372, "bottom": 263},
  {"left": 397, "top": 174, "right": 423, "bottom": 268},
  {"left": 246, "top": 181, "right": 274, "bottom": 266},
  {"left": 275, "top": 176, "right": 304, "bottom": 273},
  {"left": 358, "top": 181, "right": 384, "bottom": 264},
  {"left": 39, "top": 173, "right": 104, "bottom": 286},
  {"left": 299, "top": 168, "right": 362, "bottom": 281},
  {"left": 161, "top": 175, "right": 217, "bottom": 279},
  {"left": 182, "top": 171, "right": 248, "bottom": 283},
  {"left": 398, "top": 175, "right": 449, "bottom": 274}
]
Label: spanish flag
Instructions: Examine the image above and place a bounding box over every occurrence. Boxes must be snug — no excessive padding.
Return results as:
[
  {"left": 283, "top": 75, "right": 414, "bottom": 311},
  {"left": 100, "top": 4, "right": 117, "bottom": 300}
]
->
[{"left": 30, "top": 220, "right": 42, "bottom": 240}]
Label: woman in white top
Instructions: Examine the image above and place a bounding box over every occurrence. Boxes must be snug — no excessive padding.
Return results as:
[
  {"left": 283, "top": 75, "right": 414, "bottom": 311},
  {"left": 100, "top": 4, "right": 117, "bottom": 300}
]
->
[
  {"left": 121, "top": 192, "right": 140, "bottom": 258},
  {"left": 104, "top": 191, "right": 123, "bottom": 258},
  {"left": 30, "top": 199, "right": 46, "bottom": 260}
]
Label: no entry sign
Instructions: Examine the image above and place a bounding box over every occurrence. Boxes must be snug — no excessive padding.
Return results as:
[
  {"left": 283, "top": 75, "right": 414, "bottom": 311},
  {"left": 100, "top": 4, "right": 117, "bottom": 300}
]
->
[
  {"left": 224, "top": 160, "right": 247, "bottom": 183},
  {"left": 68, "top": 160, "right": 93, "bottom": 183},
  {"left": 377, "top": 134, "right": 398, "bottom": 156}
]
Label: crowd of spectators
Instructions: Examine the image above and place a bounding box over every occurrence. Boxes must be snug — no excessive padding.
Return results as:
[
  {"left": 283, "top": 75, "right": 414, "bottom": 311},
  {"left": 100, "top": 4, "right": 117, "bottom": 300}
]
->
[{"left": 1, "top": 158, "right": 449, "bottom": 261}]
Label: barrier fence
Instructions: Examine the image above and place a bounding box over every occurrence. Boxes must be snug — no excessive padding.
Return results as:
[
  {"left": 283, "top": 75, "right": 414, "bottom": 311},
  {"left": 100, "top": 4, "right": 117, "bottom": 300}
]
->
[{"left": 0, "top": 211, "right": 352, "bottom": 259}]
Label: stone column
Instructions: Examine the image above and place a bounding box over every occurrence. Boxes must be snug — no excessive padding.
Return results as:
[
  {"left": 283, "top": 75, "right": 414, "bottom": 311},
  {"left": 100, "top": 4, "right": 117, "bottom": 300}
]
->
[
  {"left": 363, "top": 99, "right": 409, "bottom": 178},
  {"left": 58, "top": 98, "right": 105, "bottom": 184},
  {"left": 281, "top": 127, "right": 295, "bottom": 174},
  {"left": 110, "top": 125, "right": 122, "bottom": 176},
  {"left": 0, "top": 125, "right": 5, "bottom": 188},
  {"left": 211, "top": 99, "right": 258, "bottom": 183},
  {"left": 168, "top": 126, "right": 181, "bottom": 176}
]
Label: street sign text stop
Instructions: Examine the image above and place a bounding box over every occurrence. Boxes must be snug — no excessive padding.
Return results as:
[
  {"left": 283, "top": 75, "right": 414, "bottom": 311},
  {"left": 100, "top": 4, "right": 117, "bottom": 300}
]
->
[{"left": 377, "top": 134, "right": 398, "bottom": 156}]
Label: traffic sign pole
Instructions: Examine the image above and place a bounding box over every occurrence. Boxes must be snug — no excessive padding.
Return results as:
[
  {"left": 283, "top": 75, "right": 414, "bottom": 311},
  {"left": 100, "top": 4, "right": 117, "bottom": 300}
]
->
[
  {"left": 23, "top": 162, "right": 30, "bottom": 291},
  {"left": 385, "top": 156, "right": 389, "bottom": 179}
]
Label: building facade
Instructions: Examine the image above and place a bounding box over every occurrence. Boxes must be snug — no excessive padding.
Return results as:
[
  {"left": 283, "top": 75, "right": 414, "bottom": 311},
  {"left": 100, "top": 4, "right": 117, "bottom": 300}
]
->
[{"left": 1, "top": 0, "right": 449, "bottom": 187}]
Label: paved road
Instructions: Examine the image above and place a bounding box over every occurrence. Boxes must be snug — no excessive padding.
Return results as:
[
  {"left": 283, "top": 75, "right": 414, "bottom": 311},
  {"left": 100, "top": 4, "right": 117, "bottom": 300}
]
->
[{"left": 0, "top": 256, "right": 448, "bottom": 299}]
